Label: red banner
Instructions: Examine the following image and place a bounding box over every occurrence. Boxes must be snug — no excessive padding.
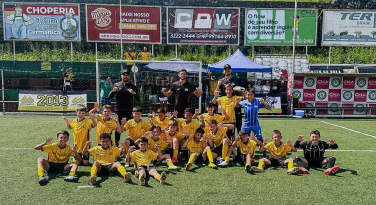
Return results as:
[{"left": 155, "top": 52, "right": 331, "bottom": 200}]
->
[
  {"left": 86, "top": 5, "right": 161, "bottom": 43},
  {"left": 316, "top": 76, "right": 330, "bottom": 89},
  {"left": 342, "top": 77, "right": 355, "bottom": 89},
  {"left": 368, "top": 77, "right": 376, "bottom": 89}
]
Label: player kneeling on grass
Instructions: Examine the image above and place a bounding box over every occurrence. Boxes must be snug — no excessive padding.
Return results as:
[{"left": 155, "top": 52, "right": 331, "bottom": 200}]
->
[
  {"left": 34, "top": 130, "right": 81, "bottom": 185},
  {"left": 83, "top": 133, "right": 131, "bottom": 185},
  {"left": 293, "top": 129, "right": 339, "bottom": 175},
  {"left": 223, "top": 131, "right": 263, "bottom": 173},
  {"left": 144, "top": 126, "right": 180, "bottom": 171},
  {"left": 126, "top": 137, "right": 167, "bottom": 186},
  {"left": 251, "top": 130, "right": 298, "bottom": 175},
  {"left": 182, "top": 127, "right": 218, "bottom": 170}
]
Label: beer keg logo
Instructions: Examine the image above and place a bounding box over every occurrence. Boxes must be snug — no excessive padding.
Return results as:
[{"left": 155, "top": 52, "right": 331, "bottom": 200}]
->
[
  {"left": 305, "top": 78, "right": 315, "bottom": 87},
  {"left": 330, "top": 77, "right": 341, "bottom": 88},
  {"left": 317, "top": 90, "right": 327, "bottom": 100},
  {"left": 356, "top": 78, "right": 366, "bottom": 88},
  {"left": 343, "top": 91, "right": 352, "bottom": 100}
]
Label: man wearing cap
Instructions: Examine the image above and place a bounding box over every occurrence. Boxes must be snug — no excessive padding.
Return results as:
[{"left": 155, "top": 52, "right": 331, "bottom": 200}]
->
[
  {"left": 4, "top": 4, "right": 33, "bottom": 39},
  {"left": 161, "top": 69, "right": 201, "bottom": 118},
  {"left": 109, "top": 70, "right": 140, "bottom": 147},
  {"left": 215, "top": 64, "right": 243, "bottom": 136}
]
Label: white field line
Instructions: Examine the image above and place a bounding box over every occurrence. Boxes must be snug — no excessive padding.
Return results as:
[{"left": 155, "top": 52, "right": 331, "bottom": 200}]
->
[{"left": 321, "top": 121, "right": 376, "bottom": 139}]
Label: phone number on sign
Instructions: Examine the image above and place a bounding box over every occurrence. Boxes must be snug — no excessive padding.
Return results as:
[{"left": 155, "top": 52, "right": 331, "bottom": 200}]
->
[{"left": 170, "top": 33, "right": 237, "bottom": 39}]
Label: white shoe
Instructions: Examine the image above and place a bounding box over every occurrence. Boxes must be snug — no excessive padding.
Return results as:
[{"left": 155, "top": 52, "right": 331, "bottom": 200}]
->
[
  {"left": 218, "top": 161, "right": 229, "bottom": 167},
  {"left": 124, "top": 163, "right": 130, "bottom": 168}
]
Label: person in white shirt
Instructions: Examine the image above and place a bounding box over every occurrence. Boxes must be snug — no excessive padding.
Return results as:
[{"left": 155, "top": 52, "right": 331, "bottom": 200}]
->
[
  {"left": 262, "top": 80, "right": 271, "bottom": 94},
  {"left": 253, "top": 79, "right": 263, "bottom": 94}
]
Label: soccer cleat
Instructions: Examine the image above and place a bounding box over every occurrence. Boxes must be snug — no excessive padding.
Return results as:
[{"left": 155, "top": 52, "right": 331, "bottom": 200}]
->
[
  {"left": 245, "top": 165, "right": 251, "bottom": 173},
  {"left": 208, "top": 163, "right": 217, "bottom": 169},
  {"left": 124, "top": 163, "right": 130, "bottom": 168},
  {"left": 324, "top": 166, "right": 340, "bottom": 175},
  {"left": 185, "top": 163, "right": 192, "bottom": 171},
  {"left": 217, "top": 159, "right": 225, "bottom": 165},
  {"left": 160, "top": 171, "right": 167, "bottom": 184},
  {"left": 139, "top": 173, "right": 146, "bottom": 186},
  {"left": 298, "top": 167, "right": 309, "bottom": 174},
  {"left": 171, "top": 158, "right": 178, "bottom": 163},
  {"left": 168, "top": 165, "right": 181, "bottom": 171},
  {"left": 218, "top": 160, "right": 229, "bottom": 167},
  {"left": 64, "top": 175, "right": 79, "bottom": 183},
  {"left": 38, "top": 176, "right": 48, "bottom": 185},
  {"left": 124, "top": 172, "right": 132, "bottom": 182},
  {"left": 89, "top": 175, "right": 97, "bottom": 185},
  {"left": 251, "top": 166, "right": 265, "bottom": 173},
  {"left": 236, "top": 163, "right": 241, "bottom": 167},
  {"left": 287, "top": 167, "right": 300, "bottom": 175}
]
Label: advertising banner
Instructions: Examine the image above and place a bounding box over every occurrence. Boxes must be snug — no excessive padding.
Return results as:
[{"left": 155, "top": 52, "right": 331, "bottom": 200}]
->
[
  {"left": 354, "top": 90, "right": 367, "bottom": 102},
  {"left": 293, "top": 76, "right": 304, "bottom": 89},
  {"left": 342, "top": 90, "right": 354, "bottom": 102},
  {"left": 256, "top": 93, "right": 282, "bottom": 114},
  {"left": 316, "top": 89, "right": 329, "bottom": 102},
  {"left": 316, "top": 76, "right": 330, "bottom": 89},
  {"left": 322, "top": 10, "right": 376, "bottom": 46},
  {"left": 86, "top": 5, "right": 161, "bottom": 43},
  {"left": 328, "top": 89, "right": 342, "bottom": 102},
  {"left": 315, "top": 102, "right": 328, "bottom": 115},
  {"left": 3, "top": 3, "right": 80, "bottom": 41},
  {"left": 167, "top": 7, "right": 239, "bottom": 44},
  {"left": 369, "top": 104, "right": 376, "bottom": 115},
  {"left": 329, "top": 77, "right": 342, "bottom": 89},
  {"left": 368, "top": 77, "right": 376, "bottom": 89},
  {"left": 18, "top": 90, "right": 87, "bottom": 111},
  {"left": 342, "top": 76, "right": 355, "bottom": 89},
  {"left": 245, "top": 9, "right": 317, "bottom": 46},
  {"left": 355, "top": 77, "right": 368, "bottom": 89},
  {"left": 328, "top": 103, "right": 341, "bottom": 115},
  {"left": 303, "top": 76, "right": 317, "bottom": 89},
  {"left": 367, "top": 90, "right": 376, "bottom": 102},
  {"left": 342, "top": 103, "right": 354, "bottom": 115},
  {"left": 303, "top": 89, "right": 316, "bottom": 101}
]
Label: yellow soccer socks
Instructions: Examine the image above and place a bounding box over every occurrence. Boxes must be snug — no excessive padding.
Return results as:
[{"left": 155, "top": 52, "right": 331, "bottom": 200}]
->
[
  {"left": 38, "top": 168, "right": 44, "bottom": 178},
  {"left": 118, "top": 166, "right": 127, "bottom": 176},
  {"left": 207, "top": 150, "right": 214, "bottom": 163},
  {"left": 288, "top": 161, "right": 294, "bottom": 169},
  {"left": 188, "top": 156, "right": 196, "bottom": 164},
  {"left": 90, "top": 166, "right": 98, "bottom": 176},
  {"left": 167, "top": 161, "right": 174, "bottom": 167},
  {"left": 173, "top": 150, "right": 179, "bottom": 159},
  {"left": 258, "top": 161, "right": 265, "bottom": 168},
  {"left": 222, "top": 145, "right": 229, "bottom": 160},
  {"left": 69, "top": 171, "right": 76, "bottom": 176}
]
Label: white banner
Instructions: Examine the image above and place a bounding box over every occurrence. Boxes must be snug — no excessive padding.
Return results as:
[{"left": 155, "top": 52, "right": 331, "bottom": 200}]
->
[
  {"left": 18, "top": 90, "right": 87, "bottom": 111},
  {"left": 322, "top": 10, "right": 376, "bottom": 46}
]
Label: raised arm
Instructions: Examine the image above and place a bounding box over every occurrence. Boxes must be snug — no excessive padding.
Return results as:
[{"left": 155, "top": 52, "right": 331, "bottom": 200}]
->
[
  {"left": 61, "top": 116, "right": 71, "bottom": 129},
  {"left": 89, "top": 112, "right": 97, "bottom": 128},
  {"left": 34, "top": 136, "right": 52, "bottom": 150},
  {"left": 89, "top": 103, "right": 100, "bottom": 114},
  {"left": 161, "top": 88, "right": 173, "bottom": 97}
]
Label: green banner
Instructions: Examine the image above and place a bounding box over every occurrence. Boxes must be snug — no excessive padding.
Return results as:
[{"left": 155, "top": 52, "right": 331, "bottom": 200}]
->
[{"left": 245, "top": 9, "right": 317, "bottom": 46}]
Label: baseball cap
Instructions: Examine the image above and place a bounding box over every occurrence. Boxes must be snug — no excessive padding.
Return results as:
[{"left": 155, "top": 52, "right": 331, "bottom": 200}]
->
[
  {"left": 223, "top": 64, "right": 231, "bottom": 69},
  {"left": 14, "top": 4, "right": 23, "bottom": 8},
  {"left": 121, "top": 70, "right": 130, "bottom": 75}
]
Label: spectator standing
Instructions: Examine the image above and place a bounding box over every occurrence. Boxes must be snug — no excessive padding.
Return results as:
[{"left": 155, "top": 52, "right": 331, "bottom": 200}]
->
[{"left": 100, "top": 76, "right": 113, "bottom": 107}]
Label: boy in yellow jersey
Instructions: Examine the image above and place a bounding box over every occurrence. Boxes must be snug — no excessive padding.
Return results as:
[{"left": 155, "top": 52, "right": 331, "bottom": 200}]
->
[
  {"left": 62, "top": 105, "right": 96, "bottom": 165},
  {"left": 182, "top": 127, "right": 218, "bottom": 170},
  {"left": 126, "top": 137, "right": 167, "bottom": 186},
  {"left": 82, "top": 133, "right": 132, "bottom": 185},
  {"left": 212, "top": 84, "right": 241, "bottom": 142},
  {"left": 149, "top": 108, "right": 171, "bottom": 131},
  {"left": 193, "top": 102, "right": 229, "bottom": 129},
  {"left": 138, "top": 46, "right": 153, "bottom": 64},
  {"left": 144, "top": 126, "right": 180, "bottom": 171},
  {"left": 172, "top": 108, "right": 204, "bottom": 162},
  {"left": 222, "top": 131, "right": 263, "bottom": 172},
  {"left": 252, "top": 130, "right": 298, "bottom": 174},
  {"left": 118, "top": 106, "right": 152, "bottom": 167},
  {"left": 164, "top": 119, "right": 185, "bottom": 163},
  {"left": 204, "top": 120, "right": 234, "bottom": 167},
  {"left": 89, "top": 103, "right": 119, "bottom": 145},
  {"left": 34, "top": 130, "right": 81, "bottom": 185}
]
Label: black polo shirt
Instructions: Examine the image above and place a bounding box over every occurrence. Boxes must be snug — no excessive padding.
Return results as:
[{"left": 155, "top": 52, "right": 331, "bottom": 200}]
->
[
  {"left": 109, "top": 81, "right": 140, "bottom": 112},
  {"left": 218, "top": 76, "right": 241, "bottom": 96},
  {"left": 170, "top": 81, "right": 196, "bottom": 110}
]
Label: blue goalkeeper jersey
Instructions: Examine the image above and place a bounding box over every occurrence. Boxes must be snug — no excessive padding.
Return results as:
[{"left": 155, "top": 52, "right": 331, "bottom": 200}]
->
[{"left": 239, "top": 99, "right": 264, "bottom": 127}]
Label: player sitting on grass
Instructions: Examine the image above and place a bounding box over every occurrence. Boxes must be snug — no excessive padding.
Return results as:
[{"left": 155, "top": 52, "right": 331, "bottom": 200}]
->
[
  {"left": 149, "top": 108, "right": 172, "bottom": 132},
  {"left": 193, "top": 102, "right": 229, "bottom": 129},
  {"left": 171, "top": 108, "right": 204, "bottom": 162},
  {"left": 223, "top": 131, "right": 263, "bottom": 173},
  {"left": 62, "top": 105, "right": 96, "bottom": 165},
  {"left": 142, "top": 126, "right": 180, "bottom": 171},
  {"left": 182, "top": 127, "right": 218, "bottom": 170},
  {"left": 34, "top": 130, "right": 81, "bottom": 185},
  {"left": 294, "top": 129, "right": 339, "bottom": 175},
  {"left": 89, "top": 103, "right": 118, "bottom": 146},
  {"left": 118, "top": 106, "right": 152, "bottom": 167},
  {"left": 251, "top": 130, "right": 298, "bottom": 174},
  {"left": 83, "top": 133, "right": 132, "bottom": 185},
  {"left": 125, "top": 137, "right": 167, "bottom": 186},
  {"left": 204, "top": 120, "right": 234, "bottom": 167},
  {"left": 212, "top": 83, "right": 241, "bottom": 142},
  {"left": 164, "top": 119, "right": 185, "bottom": 163}
]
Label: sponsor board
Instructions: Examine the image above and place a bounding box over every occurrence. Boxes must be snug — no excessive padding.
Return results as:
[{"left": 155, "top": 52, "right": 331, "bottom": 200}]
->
[
  {"left": 342, "top": 76, "right": 355, "bottom": 89},
  {"left": 329, "top": 77, "right": 342, "bottom": 89},
  {"left": 367, "top": 90, "right": 376, "bottom": 102},
  {"left": 328, "top": 103, "right": 341, "bottom": 115},
  {"left": 368, "top": 77, "right": 376, "bottom": 89},
  {"left": 315, "top": 89, "right": 328, "bottom": 101},
  {"left": 303, "top": 89, "right": 316, "bottom": 101},
  {"left": 315, "top": 102, "right": 328, "bottom": 115},
  {"left": 18, "top": 90, "right": 86, "bottom": 111},
  {"left": 369, "top": 104, "right": 376, "bottom": 115},
  {"left": 328, "top": 89, "right": 342, "bottom": 102},
  {"left": 355, "top": 77, "right": 368, "bottom": 89},
  {"left": 293, "top": 89, "right": 303, "bottom": 101},
  {"left": 303, "top": 76, "right": 316, "bottom": 89},
  {"left": 354, "top": 103, "right": 366, "bottom": 115},
  {"left": 342, "top": 90, "right": 354, "bottom": 102},
  {"left": 354, "top": 90, "right": 367, "bottom": 102},
  {"left": 342, "top": 103, "right": 354, "bottom": 115},
  {"left": 167, "top": 7, "right": 239, "bottom": 44},
  {"left": 3, "top": 2, "right": 80, "bottom": 41},
  {"left": 293, "top": 76, "right": 304, "bottom": 89},
  {"left": 316, "top": 76, "right": 330, "bottom": 89}
]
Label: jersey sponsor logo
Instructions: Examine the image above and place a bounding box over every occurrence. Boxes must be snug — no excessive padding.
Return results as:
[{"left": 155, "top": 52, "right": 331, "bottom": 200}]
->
[
  {"left": 356, "top": 78, "right": 366, "bottom": 88},
  {"left": 330, "top": 78, "right": 341, "bottom": 88},
  {"left": 305, "top": 78, "right": 315, "bottom": 87},
  {"left": 369, "top": 91, "right": 376, "bottom": 100},
  {"left": 343, "top": 91, "right": 353, "bottom": 100}
]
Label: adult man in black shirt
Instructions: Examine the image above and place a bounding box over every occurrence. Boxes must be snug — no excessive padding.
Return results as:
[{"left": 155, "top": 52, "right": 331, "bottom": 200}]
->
[
  {"left": 270, "top": 78, "right": 284, "bottom": 94},
  {"left": 109, "top": 70, "right": 140, "bottom": 147},
  {"left": 161, "top": 69, "right": 201, "bottom": 118},
  {"left": 215, "top": 64, "right": 243, "bottom": 135}
]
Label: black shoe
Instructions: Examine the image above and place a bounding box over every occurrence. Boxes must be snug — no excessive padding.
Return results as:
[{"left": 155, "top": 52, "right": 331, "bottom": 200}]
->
[
  {"left": 245, "top": 164, "right": 251, "bottom": 173},
  {"left": 64, "top": 175, "right": 79, "bottom": 183},
  {"left": 39, "top": 176, "right": 49, "bottom": 185}
]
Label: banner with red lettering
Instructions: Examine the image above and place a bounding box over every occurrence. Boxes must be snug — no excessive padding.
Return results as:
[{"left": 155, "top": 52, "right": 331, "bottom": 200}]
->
[
  {"left": 86, "top": 5, "right": 161, "bottom": 43},
  {"left": 167, "top": 7, "right": 239, "bottom": 44},
  {"left": 3, "top": 3, "right": 80, "bottom": 41}
]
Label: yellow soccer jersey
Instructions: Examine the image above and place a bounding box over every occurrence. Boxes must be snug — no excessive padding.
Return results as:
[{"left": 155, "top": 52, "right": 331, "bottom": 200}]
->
[
  {"left": 148, "top": 137, "right": 169, "bottom": 153},
  {"left": 209, "top": 80, "right": 218, "bottom": 96},
  {"left": 198, "top": 113, "right": 224, "bottom": 128},
  {"left": 96, "top": 114, "right": 117, "bottom": 145},
  {"left": 70, "top": 118, "right": 93, "bottom": 153},
  {"left": 186, "top": 139, "right": 206, "bottom": 155},
  {"left": 177, "top": 118, "right": 201, "bottom": 145},
  {"left": 124, "top": 52, "right": 136, "bottom": 65},
  {"left": 124, "top": 119, "right": 152, "bottom": 142},
  {"left": 162, "top": 130, "right": 184, "bottom": 142},
  {"left": 237, "top": 140, "right": 257, "bottom": 155},
  {"left": 217, "top": 96, "right": 239, "bottom": 123},
  {"left": 264, "top": 142, "right": 292, "bottom": 158},
  {"left": 130, "top": 149, "right": 158, "bottom": 167},
  {"left": 43, "top": 143, "right": 75, "bottom": 163},
  {"left": 140, "top": 52, "right": 151, "bottom": 61},
  {"left": 88, "top": 146, "right": 121, "bottom": 165},
  {"left": 152, "top": 116, "right": 169, "bottom": 130},
  {"left": 206, "top": 127, "right": 228, "bottom": 147}
]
